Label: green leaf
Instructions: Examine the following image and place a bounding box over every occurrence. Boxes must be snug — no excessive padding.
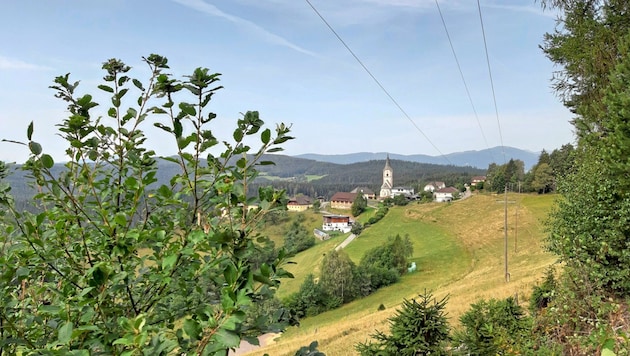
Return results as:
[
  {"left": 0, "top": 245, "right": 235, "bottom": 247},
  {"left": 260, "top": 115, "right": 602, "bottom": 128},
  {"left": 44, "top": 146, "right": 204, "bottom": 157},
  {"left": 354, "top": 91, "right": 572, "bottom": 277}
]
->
[
  {"left": 58, "top": 321, "right": 73, "bottom": 344},
  {"left": 113, "top": 337, "right": 134, "bottom": 346},
  {"left": 261, "top": 128, "right": 271, "bottom": 144},
  {"left": 214, "top": 328, "right": 240, "bottom": 349},
  {"left": 27, "top": 121, "right": 34, "bottom": 140},
  {"left": 88, "top": 150, "right": 98, "bottom": 161},
  {"left": 132, "top": 78, "right": 144, "bottom": 91},
  {"left": 154, "top": 122, "right": 173, "bottom": 133},
  {"left": 98, "top": 84, "right": 114, "bottom": 93},
  {"left": 29, "top": 141, "right": 42, "bottom": 155},
  {"left": 179, "top": 102, "right": 196, "bottom": 116},
  {"left": 162, "top": 254, "right": 178, "bottom": 270},
  {"left": 114, "top": 213, "right": 127, "bottom": 226},
  {"left": 233, "top": 129, "right": 243, "bottom": 142},
  {"left": 39, "top": 304, "right": 61, "bottom": 314},
  {"left": 124, "top": 176, "right": 138, "bottom": 190},
  {"left": 41, "top": 154, "right": 54, "bottom": 169},
  {"left": 224, "top": 263, "right": 237, "bottom": 285},
  {"left": 183, "top": 319, "right": 202, "bottom": 341},
  {"left": 173, "top": 120, "right": 183, "bottom": 138}
]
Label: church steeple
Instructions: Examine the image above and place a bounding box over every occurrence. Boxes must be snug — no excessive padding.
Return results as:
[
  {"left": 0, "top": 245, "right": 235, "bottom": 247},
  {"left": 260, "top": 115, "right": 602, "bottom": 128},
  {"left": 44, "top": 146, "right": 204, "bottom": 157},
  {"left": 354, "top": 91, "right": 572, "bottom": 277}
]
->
[{"left": 380, "top": 154, "right": 393, "bottom": 199}]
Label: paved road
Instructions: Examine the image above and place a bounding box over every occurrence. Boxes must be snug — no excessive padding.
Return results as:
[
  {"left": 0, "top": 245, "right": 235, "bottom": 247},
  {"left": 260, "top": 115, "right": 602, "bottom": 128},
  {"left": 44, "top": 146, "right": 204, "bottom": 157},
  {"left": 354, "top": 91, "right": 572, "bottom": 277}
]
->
[{"left": 335, "top": 233, "right": 357, "bottom": 251}]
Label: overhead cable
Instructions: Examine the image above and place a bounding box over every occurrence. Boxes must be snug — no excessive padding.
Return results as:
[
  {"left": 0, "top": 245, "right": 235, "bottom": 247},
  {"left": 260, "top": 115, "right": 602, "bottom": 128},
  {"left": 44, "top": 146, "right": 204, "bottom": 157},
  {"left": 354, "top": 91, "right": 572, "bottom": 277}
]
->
[
  {"left": 304, "top": 0, "right": 453, "bottom": 165},
  {"left": 435, "top": 0, "right": 495, "bottom": 163},
  {"left": 476, "top": 0, "right": 507, "bottom": 164}
]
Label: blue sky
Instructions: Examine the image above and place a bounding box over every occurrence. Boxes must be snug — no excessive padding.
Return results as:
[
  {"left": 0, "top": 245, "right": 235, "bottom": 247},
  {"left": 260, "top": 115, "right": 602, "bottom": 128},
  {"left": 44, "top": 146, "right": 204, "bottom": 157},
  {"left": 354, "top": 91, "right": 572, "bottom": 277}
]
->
[{"left": 0, "top": 0, "right": 574, "bottom": 164}]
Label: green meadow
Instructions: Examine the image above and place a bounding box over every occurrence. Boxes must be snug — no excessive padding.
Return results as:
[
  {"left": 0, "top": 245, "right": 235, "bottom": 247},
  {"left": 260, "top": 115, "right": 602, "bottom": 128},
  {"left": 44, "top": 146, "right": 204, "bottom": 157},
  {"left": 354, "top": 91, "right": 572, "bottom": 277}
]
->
[{"left": 249, "top": 193, "right": 557, "bottom": 356}]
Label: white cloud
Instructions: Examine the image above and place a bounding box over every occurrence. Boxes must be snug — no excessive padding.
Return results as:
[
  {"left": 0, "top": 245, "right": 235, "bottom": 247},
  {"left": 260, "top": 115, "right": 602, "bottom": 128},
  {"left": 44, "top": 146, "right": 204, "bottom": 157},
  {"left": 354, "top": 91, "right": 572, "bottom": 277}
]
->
[
  {"left": 0, "top": 56, "right": 51, "bottom": 70},
  {"left": 172, "top": 0, "right": 317, "bottom": 57}
]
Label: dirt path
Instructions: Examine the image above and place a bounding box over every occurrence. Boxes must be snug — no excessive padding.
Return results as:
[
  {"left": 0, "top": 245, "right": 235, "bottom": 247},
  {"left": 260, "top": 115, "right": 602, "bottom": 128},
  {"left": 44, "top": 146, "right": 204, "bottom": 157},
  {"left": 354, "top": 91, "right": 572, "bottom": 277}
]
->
[{"left": 231, "top": 333, "right": 281, "bottom": 355}]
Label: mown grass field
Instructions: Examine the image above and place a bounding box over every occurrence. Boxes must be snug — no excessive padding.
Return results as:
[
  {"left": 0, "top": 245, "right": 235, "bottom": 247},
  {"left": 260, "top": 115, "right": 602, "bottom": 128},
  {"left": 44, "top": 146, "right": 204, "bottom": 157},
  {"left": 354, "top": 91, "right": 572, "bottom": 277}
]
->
[{"left": 247, "top": 193, "right": 557, "bottom": 356}]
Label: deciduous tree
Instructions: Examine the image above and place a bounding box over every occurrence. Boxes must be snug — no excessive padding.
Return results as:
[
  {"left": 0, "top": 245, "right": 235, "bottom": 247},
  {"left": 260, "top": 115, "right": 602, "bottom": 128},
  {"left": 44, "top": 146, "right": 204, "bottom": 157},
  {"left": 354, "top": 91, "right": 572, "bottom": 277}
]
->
[{"left": 0, "top": 55, "right": 295, "bottom": 355}]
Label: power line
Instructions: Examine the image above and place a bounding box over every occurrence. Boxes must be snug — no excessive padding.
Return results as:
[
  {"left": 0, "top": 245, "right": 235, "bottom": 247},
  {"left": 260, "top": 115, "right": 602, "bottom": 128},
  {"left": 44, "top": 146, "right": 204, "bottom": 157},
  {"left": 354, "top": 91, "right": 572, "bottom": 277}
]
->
[
  {"left": 476, "top": 0, "right": 507, "bottom": 164},
  {"left": 434, "top": 0, "right": 495, "bottom": 163},
  {"left": 304, "top": 0, "right": 452, "bottom": 165},
  {"left": 476, "top": 0, "right": 510, "bottom": 283}
]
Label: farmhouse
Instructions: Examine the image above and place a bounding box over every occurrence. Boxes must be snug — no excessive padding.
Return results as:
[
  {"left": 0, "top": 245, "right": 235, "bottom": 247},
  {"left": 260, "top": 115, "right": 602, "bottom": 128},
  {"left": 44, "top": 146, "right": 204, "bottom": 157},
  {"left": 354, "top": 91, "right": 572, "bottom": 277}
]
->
[
  {"left": 330, "top": 192, "right": 357, "bottom": 209},
  {"left": 423, "top": 181, "right": 446, "bottom": 192},
  {"left": 286, "top": 195, "right": 313, "bottom": 212},
  {"left": 351, "top": 187, "right": 376, "bottom": 200},
  {"left": 434, "top": 187, "right": 459, "bottom": 202},
  {"left": 322, "top": 214, "right": 352, "bottom": 233},
  {"left": 471, "top": 176, "right": 486, "bottom": 186},
  {"left": 391, "top": 186, "right": 415, "bottom": 197}
]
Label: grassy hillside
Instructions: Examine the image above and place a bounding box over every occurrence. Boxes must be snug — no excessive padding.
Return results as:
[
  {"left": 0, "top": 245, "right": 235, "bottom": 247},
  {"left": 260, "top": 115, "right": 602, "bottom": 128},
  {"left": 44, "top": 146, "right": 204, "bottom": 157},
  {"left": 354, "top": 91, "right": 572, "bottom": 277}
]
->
[{"left": 246, "top": 193, "right": 557, "bottom": 356}]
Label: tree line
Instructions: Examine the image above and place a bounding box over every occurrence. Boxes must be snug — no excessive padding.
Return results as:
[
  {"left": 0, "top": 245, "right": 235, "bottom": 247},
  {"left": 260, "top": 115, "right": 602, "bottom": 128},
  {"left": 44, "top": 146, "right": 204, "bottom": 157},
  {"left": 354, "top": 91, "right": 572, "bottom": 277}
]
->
[{"left": 483, "top": 144, "right": 575, "bottom": 194}]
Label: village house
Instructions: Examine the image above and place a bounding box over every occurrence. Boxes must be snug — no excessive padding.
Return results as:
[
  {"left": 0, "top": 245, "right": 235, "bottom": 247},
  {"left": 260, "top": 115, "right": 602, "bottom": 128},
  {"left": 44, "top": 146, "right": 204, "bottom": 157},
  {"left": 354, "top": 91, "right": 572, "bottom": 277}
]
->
[
  {"left": 351, "top": 187, "right": 376, "bottom": 200},
  {"left": 423, "top": 181, "right": 446, "bottom": 192},
  {"left": 330, "top": 192, "right": 357, "bottom": 209},
  {"left": 322, "top": 214, "right": 352, "bottom": 233},
  {"left": 391, "top": 186, "right": 415, "bottom": 197},
  {"left": 434, "top": 186, "right": 459, "bottom": 202},
  {"left": 286, "top": 195, "right": 313, "bottom": 212},
  {"left": 471, "top": 176, "right": 486, "bottom": 186}
]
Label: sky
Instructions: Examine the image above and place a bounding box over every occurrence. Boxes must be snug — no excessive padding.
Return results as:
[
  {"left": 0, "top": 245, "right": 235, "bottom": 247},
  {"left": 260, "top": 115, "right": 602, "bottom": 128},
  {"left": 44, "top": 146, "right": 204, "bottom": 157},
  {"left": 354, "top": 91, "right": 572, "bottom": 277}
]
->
[{"left": 0, "top": 0, "right": 575, "bottom": 164}]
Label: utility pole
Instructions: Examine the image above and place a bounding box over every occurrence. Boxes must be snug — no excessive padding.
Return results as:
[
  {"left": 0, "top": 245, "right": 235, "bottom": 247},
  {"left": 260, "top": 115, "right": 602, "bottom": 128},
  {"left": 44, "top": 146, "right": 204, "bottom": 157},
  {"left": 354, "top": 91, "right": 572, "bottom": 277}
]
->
[
  {"left": 515, "top": 181, "right": 520, "bottom": 253},
  {"left": 504, "top": 183, "right": 509, "bottom": 282}
]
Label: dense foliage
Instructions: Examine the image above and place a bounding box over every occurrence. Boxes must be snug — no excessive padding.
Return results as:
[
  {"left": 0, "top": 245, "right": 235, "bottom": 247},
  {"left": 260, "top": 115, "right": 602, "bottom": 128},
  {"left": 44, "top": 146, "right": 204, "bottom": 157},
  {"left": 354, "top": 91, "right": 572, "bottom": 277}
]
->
[
  {"left": 351, "top": 193, "right": 367, "bottom": 217},
  {"left": 543, "top": 1, "right": 630, "bottom": 295},
  {"left": 536, "top": 0, "right": 630, "bottom": 352},
  {"left": 286, "top": 235, "right": 412, "bottom": 320},
  {"left": 0, "top": 55, "right": 297, "bottom": 355},
  {"left": 283, "top": 218, "right": 315, "bottom": 255}
]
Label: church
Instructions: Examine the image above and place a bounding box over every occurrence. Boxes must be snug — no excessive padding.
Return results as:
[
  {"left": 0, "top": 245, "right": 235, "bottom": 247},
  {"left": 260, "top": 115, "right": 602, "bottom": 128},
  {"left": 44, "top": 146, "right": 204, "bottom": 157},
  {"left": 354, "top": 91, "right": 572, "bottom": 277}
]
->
[
  {"left": 379, "top": 155, "right": 393, "bottom": 199},
  {"left": 379, "top": 155, "right": 415, "bottom": 199}
]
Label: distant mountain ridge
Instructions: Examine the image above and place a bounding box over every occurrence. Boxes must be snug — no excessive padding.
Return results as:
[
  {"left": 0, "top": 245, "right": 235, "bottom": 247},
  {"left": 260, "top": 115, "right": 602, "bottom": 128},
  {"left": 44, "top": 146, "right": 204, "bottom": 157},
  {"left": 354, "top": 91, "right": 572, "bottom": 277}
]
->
[{"left": 294, "top": 146, "right": 539, "bottom": 170}]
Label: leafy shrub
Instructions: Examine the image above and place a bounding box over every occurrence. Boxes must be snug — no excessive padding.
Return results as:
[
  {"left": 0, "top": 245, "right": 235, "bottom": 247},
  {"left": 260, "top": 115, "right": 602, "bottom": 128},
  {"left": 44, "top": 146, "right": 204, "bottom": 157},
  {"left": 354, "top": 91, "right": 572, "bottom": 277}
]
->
[
  {"left": 360, "top": 234, "right": 413, "bottom": 275},
  {"left": 0, "top": 55, "right": 295, "bottom": 354},
  {"left": 531, "top": 267, "right": 630, "bottom": 354}
]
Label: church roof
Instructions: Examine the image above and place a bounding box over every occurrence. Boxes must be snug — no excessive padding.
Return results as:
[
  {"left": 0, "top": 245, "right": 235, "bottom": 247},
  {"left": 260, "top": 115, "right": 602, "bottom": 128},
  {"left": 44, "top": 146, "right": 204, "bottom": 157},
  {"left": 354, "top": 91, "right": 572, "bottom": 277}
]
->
[{"left": 384, "top": 154, "right": 392, "bottom": 170}]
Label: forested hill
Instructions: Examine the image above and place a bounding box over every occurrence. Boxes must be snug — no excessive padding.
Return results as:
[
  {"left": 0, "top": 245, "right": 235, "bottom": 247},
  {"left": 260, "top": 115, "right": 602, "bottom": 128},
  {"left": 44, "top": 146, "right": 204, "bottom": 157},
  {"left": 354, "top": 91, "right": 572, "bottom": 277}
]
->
[
  {"left": 3, "top": 155, "right": 484, "bottom": 211},
  {"left": 253, "top": 155, "right": 485, "bottom": 199},
  {"left": 295, "top": 146, "right": 539, "bottom": 170}
]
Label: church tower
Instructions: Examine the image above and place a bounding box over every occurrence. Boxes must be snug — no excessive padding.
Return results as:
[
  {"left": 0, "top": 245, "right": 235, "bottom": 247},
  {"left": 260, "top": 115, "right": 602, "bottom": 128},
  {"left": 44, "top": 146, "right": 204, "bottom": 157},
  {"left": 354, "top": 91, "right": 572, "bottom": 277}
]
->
[{"left": 380, "top": 154, "right": 393, "bottom": 199}]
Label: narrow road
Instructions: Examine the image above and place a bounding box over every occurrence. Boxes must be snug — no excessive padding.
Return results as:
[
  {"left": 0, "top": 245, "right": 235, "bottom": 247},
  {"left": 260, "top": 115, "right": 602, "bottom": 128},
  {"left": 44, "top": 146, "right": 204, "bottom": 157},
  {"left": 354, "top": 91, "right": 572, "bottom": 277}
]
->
[{"left": 335, "top": 233, "right": 357, "bottom": 251}]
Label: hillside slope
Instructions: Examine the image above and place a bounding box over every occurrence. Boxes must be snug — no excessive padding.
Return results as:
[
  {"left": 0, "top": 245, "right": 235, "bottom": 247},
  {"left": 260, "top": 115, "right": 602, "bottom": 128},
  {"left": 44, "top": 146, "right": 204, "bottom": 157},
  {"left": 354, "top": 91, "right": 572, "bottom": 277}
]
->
[{"left": 246, "top": 193, "right": 556, "bottom": 356}]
